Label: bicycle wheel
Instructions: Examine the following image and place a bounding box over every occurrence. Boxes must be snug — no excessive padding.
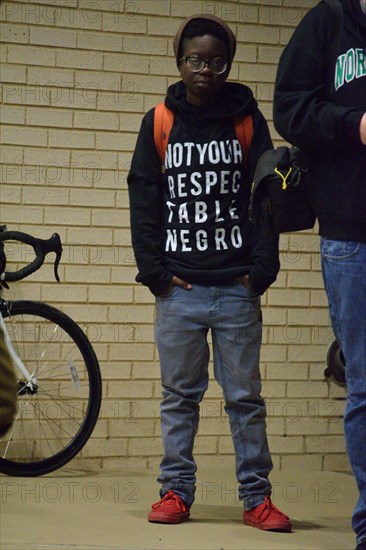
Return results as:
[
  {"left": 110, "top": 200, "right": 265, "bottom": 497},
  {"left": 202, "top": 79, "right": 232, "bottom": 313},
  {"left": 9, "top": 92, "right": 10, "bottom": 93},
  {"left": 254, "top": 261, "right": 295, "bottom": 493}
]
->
[{"left": 0, "top": 300, "right": 102, "bottom": 476}]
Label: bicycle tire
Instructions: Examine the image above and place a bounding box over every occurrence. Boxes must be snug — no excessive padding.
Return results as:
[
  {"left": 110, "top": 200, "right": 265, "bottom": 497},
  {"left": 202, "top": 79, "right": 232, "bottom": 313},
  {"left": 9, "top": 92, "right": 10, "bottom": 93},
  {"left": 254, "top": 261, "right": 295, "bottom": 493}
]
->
[{"left": 0, "top": 300, "right": 102, "bottom": 476}]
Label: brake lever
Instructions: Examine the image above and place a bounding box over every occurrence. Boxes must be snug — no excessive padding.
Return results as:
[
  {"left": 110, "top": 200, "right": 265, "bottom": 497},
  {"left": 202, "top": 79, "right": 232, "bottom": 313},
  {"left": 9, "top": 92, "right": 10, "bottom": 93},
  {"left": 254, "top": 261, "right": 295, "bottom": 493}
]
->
[
  {"left": 52, "top": 233, "right": 62, "bottom": 283},
  {"left": 34, "top": 233, "right": 63, "bottom": 283}
]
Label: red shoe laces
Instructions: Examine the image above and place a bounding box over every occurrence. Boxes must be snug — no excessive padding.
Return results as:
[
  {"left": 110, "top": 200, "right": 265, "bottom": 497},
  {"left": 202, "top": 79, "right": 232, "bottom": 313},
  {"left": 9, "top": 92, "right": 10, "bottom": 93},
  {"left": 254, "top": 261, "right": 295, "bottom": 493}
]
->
[
  {"left": 152, "top": 490, "right": 187, "bottom": 512},
  {"left": 260, "top": 497, "right": 289, "bottom": 519}
]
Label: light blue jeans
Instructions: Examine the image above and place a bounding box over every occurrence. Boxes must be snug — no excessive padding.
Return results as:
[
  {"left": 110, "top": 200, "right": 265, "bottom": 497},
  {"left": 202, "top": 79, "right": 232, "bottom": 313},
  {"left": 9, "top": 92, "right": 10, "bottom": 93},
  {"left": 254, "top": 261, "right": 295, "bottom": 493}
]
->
[
  {"left": 321, "top": 238, "right": 366, "bottom": 545},
  {"left": 154, "top": 281, "right": 272, "bottom": 509}
]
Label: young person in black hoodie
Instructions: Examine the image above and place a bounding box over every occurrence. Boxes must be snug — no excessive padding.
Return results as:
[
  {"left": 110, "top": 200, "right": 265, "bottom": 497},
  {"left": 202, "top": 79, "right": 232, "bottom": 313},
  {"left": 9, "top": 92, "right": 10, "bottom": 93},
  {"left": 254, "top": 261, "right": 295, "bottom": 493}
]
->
[
  {"left": 128, "top": 14, "right": 291, "bottom": 531},
  {"left": 273, "top": 2, "right": 366, "bottom": 549}
]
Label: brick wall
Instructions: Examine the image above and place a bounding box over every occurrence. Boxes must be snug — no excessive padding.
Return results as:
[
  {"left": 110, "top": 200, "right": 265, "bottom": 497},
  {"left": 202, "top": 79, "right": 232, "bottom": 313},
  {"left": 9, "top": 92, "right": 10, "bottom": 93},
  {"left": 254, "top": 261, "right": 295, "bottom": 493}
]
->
[{"left": 0, "top": 0, "right": 349, "bottom": 473}]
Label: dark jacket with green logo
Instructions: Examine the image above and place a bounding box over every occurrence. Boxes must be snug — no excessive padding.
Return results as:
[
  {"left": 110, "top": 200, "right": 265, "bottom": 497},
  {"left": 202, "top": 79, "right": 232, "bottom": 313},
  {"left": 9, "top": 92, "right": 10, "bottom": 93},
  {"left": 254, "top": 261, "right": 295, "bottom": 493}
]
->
[{"left": 273, "top": 0, "right": 366, "bottom": 242}]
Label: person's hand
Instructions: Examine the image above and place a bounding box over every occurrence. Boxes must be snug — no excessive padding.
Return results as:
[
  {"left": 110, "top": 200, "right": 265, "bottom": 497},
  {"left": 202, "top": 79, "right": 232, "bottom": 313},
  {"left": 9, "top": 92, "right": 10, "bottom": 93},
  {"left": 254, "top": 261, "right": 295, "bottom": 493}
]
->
[
  {"left": 236, "top": 274, "right": 254, "bottom": 293},
  {"left": 159, "top": 275, "right": 192, "bottom": 296},
  {"left": 360, "top": 113, "right": 366, "bottom": 145}
]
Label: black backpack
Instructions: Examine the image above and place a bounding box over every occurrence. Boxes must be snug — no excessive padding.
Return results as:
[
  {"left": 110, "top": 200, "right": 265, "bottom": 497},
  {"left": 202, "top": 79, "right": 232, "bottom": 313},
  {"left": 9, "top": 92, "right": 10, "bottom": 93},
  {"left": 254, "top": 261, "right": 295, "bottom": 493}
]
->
[{"left": 249, "top": 0, "right": 344, "bottom": 234}]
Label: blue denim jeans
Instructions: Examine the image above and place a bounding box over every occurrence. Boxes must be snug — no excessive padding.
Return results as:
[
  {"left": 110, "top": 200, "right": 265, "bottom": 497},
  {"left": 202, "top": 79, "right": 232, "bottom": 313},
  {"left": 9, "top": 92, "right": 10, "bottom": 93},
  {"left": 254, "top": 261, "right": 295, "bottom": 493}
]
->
[
  {"left": 154, "top": 282, "right": 272, "bottom": 509},
  {"left": 321, "top": 238, "right": 366, "bottom": 544}
]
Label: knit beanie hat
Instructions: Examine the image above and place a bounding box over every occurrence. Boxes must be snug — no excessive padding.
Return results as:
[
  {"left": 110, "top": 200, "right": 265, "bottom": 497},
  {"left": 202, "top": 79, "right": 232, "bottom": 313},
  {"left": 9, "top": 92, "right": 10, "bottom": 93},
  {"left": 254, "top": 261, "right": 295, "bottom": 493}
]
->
[{"left": 173, "top": 14, "right": 237, "bottom": 70}]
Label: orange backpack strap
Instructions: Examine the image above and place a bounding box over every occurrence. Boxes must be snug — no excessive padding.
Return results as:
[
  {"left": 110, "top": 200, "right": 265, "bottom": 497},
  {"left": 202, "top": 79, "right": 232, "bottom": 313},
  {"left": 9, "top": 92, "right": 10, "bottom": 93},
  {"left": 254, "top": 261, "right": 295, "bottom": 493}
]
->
[
  {"left": 154, "top": 104, "right": 253, "bottom": 169},
  {"left": 234, "top": 115, "right": 254, "bottom": 161},
  {"left": 153, "top": 102, "right": 174, "bottom": 170}
]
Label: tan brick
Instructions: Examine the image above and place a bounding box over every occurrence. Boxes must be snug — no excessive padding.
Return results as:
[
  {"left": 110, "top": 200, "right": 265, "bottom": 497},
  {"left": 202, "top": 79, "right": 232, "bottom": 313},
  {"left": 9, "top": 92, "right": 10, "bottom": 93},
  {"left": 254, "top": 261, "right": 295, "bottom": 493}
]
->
[
  {"left": 266, "top": 417, "right": 286, "bottom": 436},
  {"left": 0, "top": 204, "right": 44, "bottom": 224},
  {"left": 30, "top": 26, "right": 77, "bottom": 48},
  {"left": 22, "top": 186, "right": 69, "bottom": 205},
  {"left": 41, "top": 284, "right": 88, "bottom": 303},
  {"left": 123, "top": 36, "right": 168, "bottom": 56},
  {"left": 26, "top": 107, "right": 73, "bottom": 128},
  {"left": 69, "top": 188, "right": 115, "bottom": 208},
  {"left": 311, "top": 290, "right": 330, "bottom": 307},
  {"left": 103, "top": 53, "right": 149, "bottom": 74},
  {"left": 1, "top": 184, "right": 21, "bottom": 204},
  {"left": 287, "top": 308, "right": 330, "bottom": 326},
  {"left": 288, "top": 345, "right": 329, "bottom": 364},
  {"left": 0, "top": 44, "right": 7, "bottom": 62},
  {"left": 323, "top": 454, "right": 351, "bottom": 472},
  {"left": 0, "top": 23, "right": 29, "bottom": 44},
  {"left": 196, "top": 417, "right": 231, "bottom": 436},
  {"left": 109, "top": 419, "right": 155, "bottom": 438},
  {"left": 288, "top": 381, "right": 328, "bottom": 398},
  {"left": 0, "top": 63, "right": 27, "bottom": 83},
  {"left": 63, "top": 266, "right": 109, "bottom": 285},
  {"left": 238, "top": 23, "right": 279, "bottom": 44},
  {"left": 194, "top": 436, "right": 217, "bottom": 454},
  {"left": 49, "top": 129, "right": 95, "bottom": 149},
  {"left": 288, "top": 271, "right": 324, "bottom": 288},
  {"left": 260, "top": 345, "right": 287, "bottom": 363},
  {"left": 79, "top": 30, "right": 121, "bottom": 54},
  {"left": 266, "top": 364, "right": 308, "bottom": 380},
  {"left": 268, "top": 435, "right": 304, "bottom": 453},
  {"left": 44, "top": 206, "right": 90, "bottom": 226},
  {"left": 262, "top": 381, "right": 286, "bottom": 398},
  {"left": 74, "top": 111, "right": 119, "bottom": 130},
  {"left": 133, "top": 286, "right": 155, "bottom": 304},
  {"left": 128, "top": 436, "right": 162, "bottom": 456},
  {"left": 102, "top": 12, "right": 147, "bottom": 34},
  {"left": 327, "top": 417, "right": 345, "bottom": 435},
  {"left": 101, "top": 456, "right": 148, "bottom": 470},
  {"left": 216, "top": 435, "right": 232, "bottom": 454},
  {"left": 88, "top": 285, "right": 133, "bottom": 304},
  {"left": 8, "top": 45, "right": 56, "bottom": 66},
  {"left": 81, "top": 437, "right": 127, "bottom": 458},
  {"left": 107, "top": 381, "right": 154, "bottom": 399},
  {"left": 23, "top": 147, "right": 70, "bottom": 165},
  {"left": 92, "top": 209, "right": 130, "bottom": 229},
  {"left": 286, "top": 417, "right": 328, "bottom": 435},
  {"left": 109, "top": 343, "right": 155, "bottom": 361},
  {"left": 268, "top": 288, "right": 310, "bottom": 307},
  {"left": 258, "top": 46, "right": 283, "bottom": 64},
  {"left": 1, "top": 125, "right": 47, "bottom": 146},
  {"left": 306, "top": 436, "right": 346, "bottom": 454},
  {"left": 6, "top": 84, "right": 43, "bottom": 111},
  {"left": 53, "top": 7, "right": 101, "bottom": 31},
  {"left": 280, "top": 454, "right": 323, "bottom": 471},
  {"left": 259, "top": 5, "right": 306, "bottom": 27},
  {"left": 235, "top": 44, "right": 258, "bottom": 63},
  {"left": 128, "top": 0, "right": 170, "bottom": 16},
  {"left": 132, "top": 363, "right": 160, "bottom": 380},
  {"left": 239, "top": 62, "right": 277, "bottom": 84}
]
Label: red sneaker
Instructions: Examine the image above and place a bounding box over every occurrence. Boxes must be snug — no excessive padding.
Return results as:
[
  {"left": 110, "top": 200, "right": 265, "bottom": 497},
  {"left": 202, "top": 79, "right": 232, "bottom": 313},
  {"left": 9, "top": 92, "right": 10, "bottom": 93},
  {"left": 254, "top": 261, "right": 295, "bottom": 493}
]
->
[
  {"left": 243, "top": 497, "right": 292, "bottom": 532},
  {"left": 148, "top": 490, "right": 190, "bottom": 524}
]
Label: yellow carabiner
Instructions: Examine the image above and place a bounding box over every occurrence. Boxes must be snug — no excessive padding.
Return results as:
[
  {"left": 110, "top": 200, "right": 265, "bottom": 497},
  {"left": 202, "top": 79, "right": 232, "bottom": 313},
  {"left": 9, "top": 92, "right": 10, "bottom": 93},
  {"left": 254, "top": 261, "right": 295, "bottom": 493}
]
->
[{"left": 274, "top": 166, "right": 293, "bottom": 190}]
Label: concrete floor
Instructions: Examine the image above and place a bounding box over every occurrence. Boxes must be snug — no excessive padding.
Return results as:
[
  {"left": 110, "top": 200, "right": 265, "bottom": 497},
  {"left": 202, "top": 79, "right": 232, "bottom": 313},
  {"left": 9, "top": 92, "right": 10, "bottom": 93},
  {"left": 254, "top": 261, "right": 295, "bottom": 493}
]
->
[{"left": 0, "top": 466, "right": 359, "bottom": 550}]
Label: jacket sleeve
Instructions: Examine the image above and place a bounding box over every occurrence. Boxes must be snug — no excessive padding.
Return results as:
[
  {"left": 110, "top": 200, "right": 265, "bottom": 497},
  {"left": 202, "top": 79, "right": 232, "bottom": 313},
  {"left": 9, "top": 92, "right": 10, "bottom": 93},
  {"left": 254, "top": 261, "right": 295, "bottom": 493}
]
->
[
  {"left": 247, "top": 109, "right": 280, "bottom": 295},
  {"left": 127, "top": 109, "right": 173, "bottom": 296},
  {"left": 273, "top": 3, "right": 364, "bottom": 152}
]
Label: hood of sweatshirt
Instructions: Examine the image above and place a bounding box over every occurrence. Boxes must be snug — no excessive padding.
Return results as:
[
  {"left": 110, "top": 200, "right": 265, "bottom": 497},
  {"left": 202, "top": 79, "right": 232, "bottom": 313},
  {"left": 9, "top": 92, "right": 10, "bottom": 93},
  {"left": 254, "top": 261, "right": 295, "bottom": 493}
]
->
[
  {"left": 165, "top": 80, "right": 258, "bottom": 123},
  {"left": 341, "top": 0, "right": 366, "bottom": 28}
]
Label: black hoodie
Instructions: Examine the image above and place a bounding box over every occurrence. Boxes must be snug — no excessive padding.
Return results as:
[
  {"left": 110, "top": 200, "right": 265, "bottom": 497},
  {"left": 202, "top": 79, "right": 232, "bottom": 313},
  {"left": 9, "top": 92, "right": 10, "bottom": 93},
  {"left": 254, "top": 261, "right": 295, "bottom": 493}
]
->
[
  {"left": 273, "top": 0, "right": 366, "bottom": 242},
  {"left": 128, "top": 81, "right": 279, "bottom": 296}
]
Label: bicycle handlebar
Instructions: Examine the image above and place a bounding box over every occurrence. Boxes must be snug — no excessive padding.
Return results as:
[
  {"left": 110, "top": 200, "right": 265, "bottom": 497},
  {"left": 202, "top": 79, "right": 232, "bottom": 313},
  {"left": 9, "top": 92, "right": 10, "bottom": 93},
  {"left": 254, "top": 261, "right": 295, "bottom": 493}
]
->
[{"left": 0, "top": 229, "right": 62, "bottom": 285}]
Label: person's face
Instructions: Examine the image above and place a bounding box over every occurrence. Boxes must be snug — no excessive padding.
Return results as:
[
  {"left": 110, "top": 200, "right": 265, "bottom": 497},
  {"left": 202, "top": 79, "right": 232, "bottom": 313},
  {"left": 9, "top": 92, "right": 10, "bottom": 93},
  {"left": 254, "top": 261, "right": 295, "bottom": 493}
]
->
[
  {"left": 361, "top": 0, "right": 366, "bottom": 14},
  {"left": 178, "top": 34, "right": 229, "bottom": 106}
]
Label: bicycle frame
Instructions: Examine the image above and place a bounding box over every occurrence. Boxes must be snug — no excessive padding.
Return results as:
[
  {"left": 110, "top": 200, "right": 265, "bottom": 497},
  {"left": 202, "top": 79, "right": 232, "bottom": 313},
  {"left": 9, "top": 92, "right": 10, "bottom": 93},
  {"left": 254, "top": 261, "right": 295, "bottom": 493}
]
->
[{"left": 0, "top": 303, "right": 37, "bottom": 390}]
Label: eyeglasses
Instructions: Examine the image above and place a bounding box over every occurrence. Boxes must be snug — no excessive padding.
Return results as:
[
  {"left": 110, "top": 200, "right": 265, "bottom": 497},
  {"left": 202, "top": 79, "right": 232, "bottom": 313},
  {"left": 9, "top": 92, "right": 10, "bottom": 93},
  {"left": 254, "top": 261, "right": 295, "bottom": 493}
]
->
[{"left": 181, "top": 56, "right": 228, "bottom": 75}]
